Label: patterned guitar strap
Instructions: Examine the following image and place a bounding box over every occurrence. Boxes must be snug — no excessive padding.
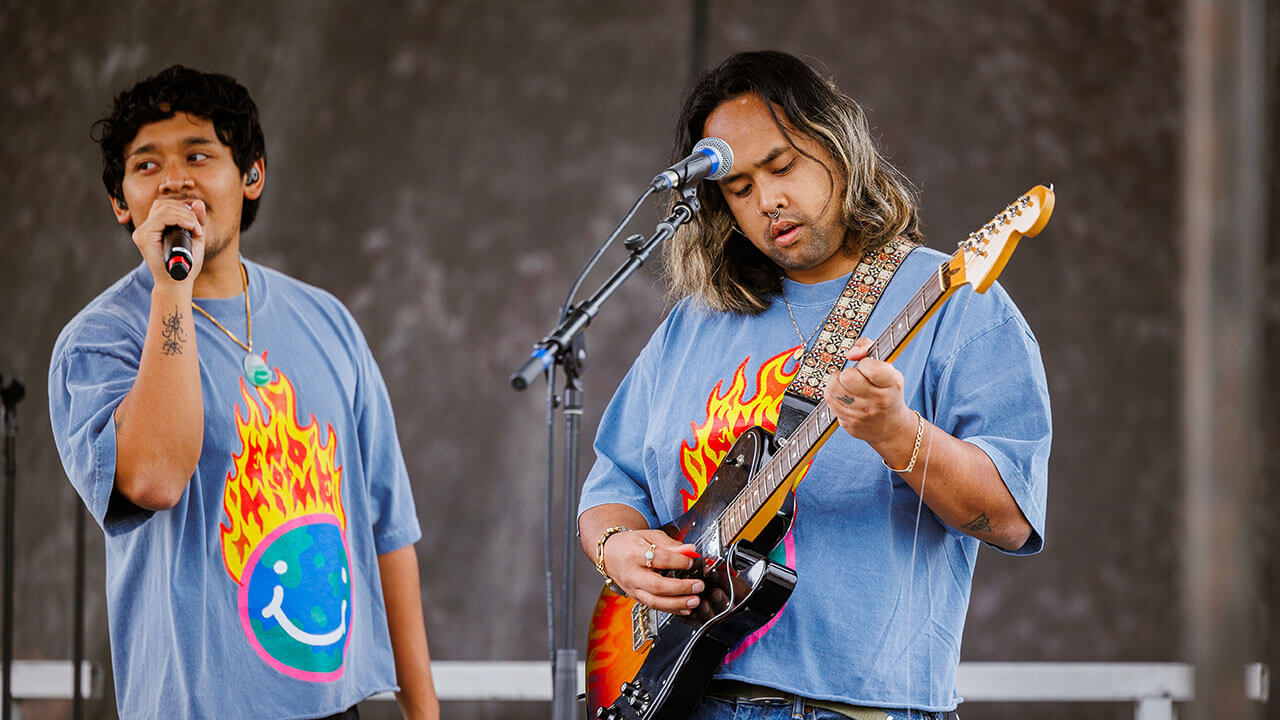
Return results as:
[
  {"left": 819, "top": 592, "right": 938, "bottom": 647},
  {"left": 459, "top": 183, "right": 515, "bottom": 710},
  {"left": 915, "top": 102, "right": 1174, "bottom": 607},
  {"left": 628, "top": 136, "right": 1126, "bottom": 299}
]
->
[{"left": 774, "top": 237, "right": 918, "bottom": 442}]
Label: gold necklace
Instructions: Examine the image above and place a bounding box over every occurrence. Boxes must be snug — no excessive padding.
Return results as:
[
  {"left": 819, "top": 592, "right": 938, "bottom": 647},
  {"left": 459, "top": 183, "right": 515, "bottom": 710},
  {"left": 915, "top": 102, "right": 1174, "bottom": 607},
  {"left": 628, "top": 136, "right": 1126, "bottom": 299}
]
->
[
  {"left": 191, "top": 261, "right": 272, "bottom": 387},
  {"left": 780, "top": 281, "right": 822, "bottom": 352}
]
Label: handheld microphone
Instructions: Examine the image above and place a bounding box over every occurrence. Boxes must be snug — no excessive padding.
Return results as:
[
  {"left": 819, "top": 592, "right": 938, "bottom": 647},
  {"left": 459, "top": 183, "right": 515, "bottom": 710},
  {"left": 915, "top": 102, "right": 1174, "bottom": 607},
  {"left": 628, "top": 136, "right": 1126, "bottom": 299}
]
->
[
  {"left": 650, "top": 137, "right": 734, "bottom": 192},
  {"left": 163, "top": 226, "right": 193, "bottom": 281}
]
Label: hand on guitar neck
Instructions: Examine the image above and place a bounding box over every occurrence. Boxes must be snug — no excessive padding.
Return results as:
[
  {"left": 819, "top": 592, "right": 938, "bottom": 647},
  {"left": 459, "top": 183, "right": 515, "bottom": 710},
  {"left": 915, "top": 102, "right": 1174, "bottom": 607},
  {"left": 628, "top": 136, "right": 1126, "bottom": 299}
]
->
[
  {"left": 580, "top": 505, "right": 709, "bottom": 616},
  {"left": 825, "top": 339, "right": 1034, "bottom": 552},
  {"left": 823, "top": 336, "right": 918, "bottom": 451}
]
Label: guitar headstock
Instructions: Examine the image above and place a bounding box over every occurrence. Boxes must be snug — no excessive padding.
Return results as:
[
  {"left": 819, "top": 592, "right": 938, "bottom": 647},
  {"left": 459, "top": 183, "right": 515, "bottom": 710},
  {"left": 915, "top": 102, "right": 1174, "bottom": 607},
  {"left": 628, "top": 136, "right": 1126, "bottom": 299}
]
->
[{"left": 945, "top": 184, "right": 1055, "bottom": 294}]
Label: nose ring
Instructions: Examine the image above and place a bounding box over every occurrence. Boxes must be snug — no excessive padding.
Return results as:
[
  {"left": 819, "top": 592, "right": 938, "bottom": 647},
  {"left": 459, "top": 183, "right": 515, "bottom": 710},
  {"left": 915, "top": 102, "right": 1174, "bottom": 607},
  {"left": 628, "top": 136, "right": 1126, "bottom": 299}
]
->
[{"left": 765, "top": 208, "right": 780, "bottom": 219}]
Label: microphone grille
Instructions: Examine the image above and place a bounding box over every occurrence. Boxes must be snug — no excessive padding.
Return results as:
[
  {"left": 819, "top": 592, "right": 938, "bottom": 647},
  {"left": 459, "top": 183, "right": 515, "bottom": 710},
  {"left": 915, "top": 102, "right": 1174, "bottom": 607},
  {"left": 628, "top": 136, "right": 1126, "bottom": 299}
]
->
[{"left": 694, "top": 137, "right": 734, "bottom": 180}]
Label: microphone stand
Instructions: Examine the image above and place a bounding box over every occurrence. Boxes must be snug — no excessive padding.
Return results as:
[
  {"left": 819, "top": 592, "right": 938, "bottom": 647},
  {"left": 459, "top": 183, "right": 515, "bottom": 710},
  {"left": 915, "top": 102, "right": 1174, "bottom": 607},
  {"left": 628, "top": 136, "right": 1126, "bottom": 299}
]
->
[
  {"left": 1, "top": 375, "right": 24, "bottom": 720},
  {"left": 511, "top": 187, "right": 700, "bottom": 720}
]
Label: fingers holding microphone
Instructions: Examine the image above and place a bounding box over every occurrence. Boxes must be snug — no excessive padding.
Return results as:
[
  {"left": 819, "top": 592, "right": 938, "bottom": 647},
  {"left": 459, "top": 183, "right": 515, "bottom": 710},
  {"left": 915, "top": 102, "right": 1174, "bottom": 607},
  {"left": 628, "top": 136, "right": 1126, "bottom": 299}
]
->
[{"left": 132, "top": 198, "right": 207, "bottom": 284}]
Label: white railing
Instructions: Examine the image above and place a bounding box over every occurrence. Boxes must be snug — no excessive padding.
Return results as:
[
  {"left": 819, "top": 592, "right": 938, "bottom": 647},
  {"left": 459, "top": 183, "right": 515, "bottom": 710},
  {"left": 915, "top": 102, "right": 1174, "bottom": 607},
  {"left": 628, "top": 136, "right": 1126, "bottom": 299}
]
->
[{"left": 6, "top": 660, "right": 1269, "bottom": 719}]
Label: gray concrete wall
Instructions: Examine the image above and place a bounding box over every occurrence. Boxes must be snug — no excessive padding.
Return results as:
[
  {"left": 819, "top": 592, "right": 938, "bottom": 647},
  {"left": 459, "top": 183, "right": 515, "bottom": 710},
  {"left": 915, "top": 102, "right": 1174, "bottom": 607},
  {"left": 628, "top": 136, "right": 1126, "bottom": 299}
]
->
[{"left": 1, "top": 2, "right": 1275, "bottom": 718}]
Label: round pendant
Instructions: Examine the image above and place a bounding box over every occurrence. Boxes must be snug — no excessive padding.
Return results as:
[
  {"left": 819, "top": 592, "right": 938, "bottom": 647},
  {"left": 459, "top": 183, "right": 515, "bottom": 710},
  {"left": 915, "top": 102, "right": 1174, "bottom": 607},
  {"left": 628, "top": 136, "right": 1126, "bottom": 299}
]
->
[{"left": 243, "top": 352, "right": 272, "bottom": 387}]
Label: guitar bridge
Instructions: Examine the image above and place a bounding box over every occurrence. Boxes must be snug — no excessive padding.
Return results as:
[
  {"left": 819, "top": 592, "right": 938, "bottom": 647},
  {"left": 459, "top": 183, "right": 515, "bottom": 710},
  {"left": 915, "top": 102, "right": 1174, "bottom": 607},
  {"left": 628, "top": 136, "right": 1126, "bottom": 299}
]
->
[{"left": 631, "top": 603, "right": 661, "bottom": 651}]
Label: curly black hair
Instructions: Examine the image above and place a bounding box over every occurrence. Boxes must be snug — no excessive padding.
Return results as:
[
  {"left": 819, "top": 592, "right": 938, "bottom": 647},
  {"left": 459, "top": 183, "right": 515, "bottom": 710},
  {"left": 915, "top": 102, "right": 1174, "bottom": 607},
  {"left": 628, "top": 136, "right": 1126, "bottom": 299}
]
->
[{"left": 92, "top": 65, "right": 266, "bottom": 231}]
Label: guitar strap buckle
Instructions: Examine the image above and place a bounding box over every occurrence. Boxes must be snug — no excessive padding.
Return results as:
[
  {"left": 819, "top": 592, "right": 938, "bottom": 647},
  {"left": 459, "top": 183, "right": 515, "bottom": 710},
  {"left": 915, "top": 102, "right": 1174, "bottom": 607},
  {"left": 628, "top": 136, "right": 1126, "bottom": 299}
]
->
[{"left": 774, "top": 392, "right": 818, "bottom": 443}]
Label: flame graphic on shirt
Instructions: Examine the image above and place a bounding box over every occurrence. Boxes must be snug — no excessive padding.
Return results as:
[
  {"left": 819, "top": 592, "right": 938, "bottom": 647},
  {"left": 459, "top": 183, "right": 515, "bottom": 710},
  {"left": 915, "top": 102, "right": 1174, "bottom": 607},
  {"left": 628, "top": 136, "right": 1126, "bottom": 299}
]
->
[
  {"left": 220, "top": 370, "right": 345, "bottom": 584},
  {"left": 677, "top": 346, "right": 805, "bottom": 510}
]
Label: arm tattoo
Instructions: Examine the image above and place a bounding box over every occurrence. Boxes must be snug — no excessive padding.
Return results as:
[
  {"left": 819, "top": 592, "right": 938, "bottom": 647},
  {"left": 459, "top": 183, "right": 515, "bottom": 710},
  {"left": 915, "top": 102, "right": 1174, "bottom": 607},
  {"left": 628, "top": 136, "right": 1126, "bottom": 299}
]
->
[
  {"left": 961, "top": 512, "right": 992, "bottom": 533},
  {"left": 161, "top": 307, "right": 186, "bottom": 356}
]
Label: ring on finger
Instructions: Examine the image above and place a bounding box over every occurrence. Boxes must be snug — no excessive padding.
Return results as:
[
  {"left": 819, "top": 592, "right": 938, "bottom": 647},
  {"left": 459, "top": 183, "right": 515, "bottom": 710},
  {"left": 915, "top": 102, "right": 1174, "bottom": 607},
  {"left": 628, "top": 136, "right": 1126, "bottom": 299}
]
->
[{"left": 644, "top": 542, "right": 656, "bottom": 568}]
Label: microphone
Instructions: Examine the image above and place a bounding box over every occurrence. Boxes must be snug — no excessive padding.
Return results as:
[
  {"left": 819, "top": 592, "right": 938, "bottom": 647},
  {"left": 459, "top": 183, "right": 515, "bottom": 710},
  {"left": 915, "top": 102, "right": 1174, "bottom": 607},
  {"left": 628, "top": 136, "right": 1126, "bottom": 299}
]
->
[
  {"left": 649, "top": 137, "right": 734, "bottom": 192},
  {"left": 163, "top": 226, "right": 193, "bottom": 281}
]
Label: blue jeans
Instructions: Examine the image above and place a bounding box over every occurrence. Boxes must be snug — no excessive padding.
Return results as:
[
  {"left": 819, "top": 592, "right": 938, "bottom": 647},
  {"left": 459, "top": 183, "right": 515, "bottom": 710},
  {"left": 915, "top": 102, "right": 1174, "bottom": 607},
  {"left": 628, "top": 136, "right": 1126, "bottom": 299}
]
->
[
  {"left": 688, "top": 695, "right": 850, "bottom": 720},
  {"left": 688, "top": 695, "right": 957, "bottom": 720}
]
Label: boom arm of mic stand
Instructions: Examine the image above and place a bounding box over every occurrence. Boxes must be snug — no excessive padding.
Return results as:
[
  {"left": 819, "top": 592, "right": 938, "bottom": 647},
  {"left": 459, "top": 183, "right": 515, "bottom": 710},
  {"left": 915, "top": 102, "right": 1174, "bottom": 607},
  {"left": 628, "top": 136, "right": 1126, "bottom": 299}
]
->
[{"left": 509, "top": 200, "right": 696, "bottom": 390}]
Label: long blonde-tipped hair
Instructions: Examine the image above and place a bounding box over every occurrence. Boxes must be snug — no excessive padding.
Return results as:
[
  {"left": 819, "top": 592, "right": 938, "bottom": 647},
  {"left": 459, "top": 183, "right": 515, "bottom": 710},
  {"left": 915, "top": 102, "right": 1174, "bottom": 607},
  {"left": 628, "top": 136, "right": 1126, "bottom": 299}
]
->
[{"left": 664, "top": 51, "right": 921, "bottom": 314}]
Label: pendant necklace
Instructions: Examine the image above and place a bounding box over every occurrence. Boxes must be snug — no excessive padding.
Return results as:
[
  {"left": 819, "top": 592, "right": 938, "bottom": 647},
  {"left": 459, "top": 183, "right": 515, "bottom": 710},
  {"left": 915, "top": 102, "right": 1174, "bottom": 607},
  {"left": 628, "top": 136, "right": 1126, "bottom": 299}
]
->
[
  {"left": 780, "top": 280, "right": 823, "bottom": 353},
  {"left": 191, "top": 261, "right": 273, "bottom": 387}
]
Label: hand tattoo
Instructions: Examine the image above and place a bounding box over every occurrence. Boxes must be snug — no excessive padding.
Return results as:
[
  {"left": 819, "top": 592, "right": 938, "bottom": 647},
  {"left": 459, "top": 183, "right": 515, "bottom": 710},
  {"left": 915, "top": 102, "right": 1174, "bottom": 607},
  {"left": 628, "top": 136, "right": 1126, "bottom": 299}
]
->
[
  {"left": 961, "top": 512, "right": 992, "bottom": 533},
  {"left": 836, "top": 394, "right": 856, "bottom": 405},
  {"left": 161, "top": 308, "right": 186, "bottom": 356}
]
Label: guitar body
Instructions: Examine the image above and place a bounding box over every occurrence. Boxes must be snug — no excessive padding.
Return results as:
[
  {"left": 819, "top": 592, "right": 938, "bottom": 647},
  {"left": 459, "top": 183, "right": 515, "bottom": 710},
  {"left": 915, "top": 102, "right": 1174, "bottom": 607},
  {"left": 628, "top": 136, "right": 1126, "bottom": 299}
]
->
[{"left": 586, "top": 427, "right": 798, "bottom": 720}]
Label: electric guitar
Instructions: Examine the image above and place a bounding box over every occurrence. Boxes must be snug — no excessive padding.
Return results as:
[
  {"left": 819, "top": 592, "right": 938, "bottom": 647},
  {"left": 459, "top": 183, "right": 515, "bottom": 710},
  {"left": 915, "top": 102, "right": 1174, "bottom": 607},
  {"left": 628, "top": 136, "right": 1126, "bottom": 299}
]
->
[{"left": 585, "top": 185, "right": 1056, "bottom": 720}]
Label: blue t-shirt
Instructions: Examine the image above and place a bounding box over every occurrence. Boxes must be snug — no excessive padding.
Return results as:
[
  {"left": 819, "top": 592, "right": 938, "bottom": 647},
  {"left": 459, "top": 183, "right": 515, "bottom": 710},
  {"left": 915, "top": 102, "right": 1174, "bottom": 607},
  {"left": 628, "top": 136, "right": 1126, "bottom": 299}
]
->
[
  {"left": 48, "top": 260, "right": 422, "bottom": 720},
  {"left": 579, "top": 246, "right": 1050, "bottom": 713}
]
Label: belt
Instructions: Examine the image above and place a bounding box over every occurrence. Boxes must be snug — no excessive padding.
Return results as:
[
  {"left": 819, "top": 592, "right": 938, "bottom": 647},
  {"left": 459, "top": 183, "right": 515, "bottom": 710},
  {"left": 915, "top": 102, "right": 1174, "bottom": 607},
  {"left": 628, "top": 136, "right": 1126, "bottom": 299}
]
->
[{"left": 705, "top": 680, "right": 957, "bottom": 720}]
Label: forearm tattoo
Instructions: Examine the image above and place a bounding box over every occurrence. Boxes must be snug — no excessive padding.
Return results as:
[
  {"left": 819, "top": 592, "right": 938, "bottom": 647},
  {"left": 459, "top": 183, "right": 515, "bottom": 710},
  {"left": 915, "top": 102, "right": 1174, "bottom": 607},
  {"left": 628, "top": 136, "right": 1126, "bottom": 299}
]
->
[
  {"left": 161, "top": 307, "right": 186, "bottom": 356},
  {"left": 961, "top": 512, "right": 992, "bottom": 533}
]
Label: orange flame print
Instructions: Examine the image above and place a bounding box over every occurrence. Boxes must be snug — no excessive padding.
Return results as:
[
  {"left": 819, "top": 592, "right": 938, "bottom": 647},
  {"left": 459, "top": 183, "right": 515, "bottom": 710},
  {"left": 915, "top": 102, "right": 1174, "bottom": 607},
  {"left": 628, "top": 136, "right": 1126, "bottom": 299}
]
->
[
  {"left": 677, "top": 347, "right": 801, "bottom": 511},
  {"left": 220, "top": 370, "right": 345, "bottom": 584}
]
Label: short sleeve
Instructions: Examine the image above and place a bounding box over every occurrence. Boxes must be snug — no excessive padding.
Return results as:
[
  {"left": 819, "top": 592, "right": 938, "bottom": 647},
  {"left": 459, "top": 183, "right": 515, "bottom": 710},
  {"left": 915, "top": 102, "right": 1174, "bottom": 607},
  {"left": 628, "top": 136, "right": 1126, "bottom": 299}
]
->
[
  {"left": 48, "top": 321, "right": 154, "bottom": 535},
  {"left": 578, "top": 322, "right": 668, "bottom": 530},
  {"left": 929, "top": 291, "right": 1051, "bottom": 555},
  {"left": 352, "top": 331, "right": 421, "bottom": 555}
]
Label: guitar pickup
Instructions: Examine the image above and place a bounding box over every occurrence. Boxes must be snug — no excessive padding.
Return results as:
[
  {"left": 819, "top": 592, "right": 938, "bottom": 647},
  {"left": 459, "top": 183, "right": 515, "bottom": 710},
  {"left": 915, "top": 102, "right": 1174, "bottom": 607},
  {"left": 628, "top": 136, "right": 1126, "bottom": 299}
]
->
[{"left": 631, "top": 603, "right": 663, "bottom": 651}]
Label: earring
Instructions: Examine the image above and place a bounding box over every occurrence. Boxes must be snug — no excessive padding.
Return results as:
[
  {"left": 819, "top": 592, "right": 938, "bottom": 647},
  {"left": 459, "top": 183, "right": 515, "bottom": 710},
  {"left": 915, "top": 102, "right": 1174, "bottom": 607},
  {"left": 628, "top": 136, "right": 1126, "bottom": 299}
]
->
[
  {"left": 116, "top": 197, "right": 127, "bottom": 210},
  {"left": 247, "top": 167, "right": 260, "bottom": 184}
]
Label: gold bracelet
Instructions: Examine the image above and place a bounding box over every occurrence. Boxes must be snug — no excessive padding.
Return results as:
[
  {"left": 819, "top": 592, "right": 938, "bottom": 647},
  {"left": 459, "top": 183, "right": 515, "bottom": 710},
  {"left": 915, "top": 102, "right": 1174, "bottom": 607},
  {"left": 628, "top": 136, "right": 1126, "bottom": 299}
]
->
[
  {"left": 594, "top": 525, "right": 629, "bottom": 597},
  {"left": 883, "top": 410, "right": 925, "bottom": 474}
]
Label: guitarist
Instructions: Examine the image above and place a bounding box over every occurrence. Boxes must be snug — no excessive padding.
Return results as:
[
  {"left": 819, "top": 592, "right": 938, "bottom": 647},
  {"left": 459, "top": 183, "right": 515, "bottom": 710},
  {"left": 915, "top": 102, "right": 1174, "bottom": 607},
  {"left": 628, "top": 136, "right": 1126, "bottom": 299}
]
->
[{"left": 578, "top": 51, "right": 1050, "bottom": 720}]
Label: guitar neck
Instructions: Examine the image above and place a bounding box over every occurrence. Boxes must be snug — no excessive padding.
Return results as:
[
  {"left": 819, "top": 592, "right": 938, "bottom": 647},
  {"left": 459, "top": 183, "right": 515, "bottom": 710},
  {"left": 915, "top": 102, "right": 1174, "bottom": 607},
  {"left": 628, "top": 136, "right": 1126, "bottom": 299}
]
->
[{"left": 717, "top": 261, "right": 954, "bottom": 548}]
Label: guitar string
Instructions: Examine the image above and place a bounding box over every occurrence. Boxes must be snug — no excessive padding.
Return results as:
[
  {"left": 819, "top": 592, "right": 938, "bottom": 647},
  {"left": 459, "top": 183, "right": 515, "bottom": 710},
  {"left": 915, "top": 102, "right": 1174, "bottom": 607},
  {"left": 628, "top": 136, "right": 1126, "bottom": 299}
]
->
[
  {"left": 903, "top": 249, "right": 979, "bottom": 719},
  {"left": 905, "top": 196, "right": 1026, "bottom": 715}
]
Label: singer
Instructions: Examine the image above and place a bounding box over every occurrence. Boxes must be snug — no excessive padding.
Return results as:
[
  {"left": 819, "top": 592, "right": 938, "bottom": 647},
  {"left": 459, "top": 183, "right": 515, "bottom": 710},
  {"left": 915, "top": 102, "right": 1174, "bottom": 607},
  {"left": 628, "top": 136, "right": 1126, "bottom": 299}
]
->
[
  {"left": 578, "top": 51, "right": 1050, "bottom": 719},
  {"left": 48, "top": 66, "right": 438, "bottom": 720}
]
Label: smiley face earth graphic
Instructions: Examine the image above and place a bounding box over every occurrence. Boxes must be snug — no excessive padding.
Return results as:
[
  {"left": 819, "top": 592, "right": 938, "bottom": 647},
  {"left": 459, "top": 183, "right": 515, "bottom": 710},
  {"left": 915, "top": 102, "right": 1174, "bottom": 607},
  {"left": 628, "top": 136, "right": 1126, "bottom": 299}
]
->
[{"left": 240, "top": 516, "right": 351, "bottom": 680}]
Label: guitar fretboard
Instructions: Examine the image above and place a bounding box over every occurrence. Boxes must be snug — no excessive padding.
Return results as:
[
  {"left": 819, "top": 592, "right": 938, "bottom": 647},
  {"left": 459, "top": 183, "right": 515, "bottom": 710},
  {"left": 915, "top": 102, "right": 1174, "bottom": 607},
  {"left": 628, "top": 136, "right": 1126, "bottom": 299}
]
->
[{"left": 714, "top": 265, "right": 951, "bottom": 549}]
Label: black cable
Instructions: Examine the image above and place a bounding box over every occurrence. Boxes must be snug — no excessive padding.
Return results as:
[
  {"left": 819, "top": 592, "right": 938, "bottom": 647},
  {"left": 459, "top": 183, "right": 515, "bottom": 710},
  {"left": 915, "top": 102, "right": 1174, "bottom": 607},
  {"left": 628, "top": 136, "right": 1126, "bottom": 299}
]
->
[
  {"left": 0, "top": 377, "right": 23, "bottom": 720},
  {"left": 544, "top": 364, "right": 557, "bottom": 665},
  {"left": 73, "top": 505, "right": 86, "bottom": 719},
  {"left": 559, "top": 187, "right": 655, "bottom": 320}
]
